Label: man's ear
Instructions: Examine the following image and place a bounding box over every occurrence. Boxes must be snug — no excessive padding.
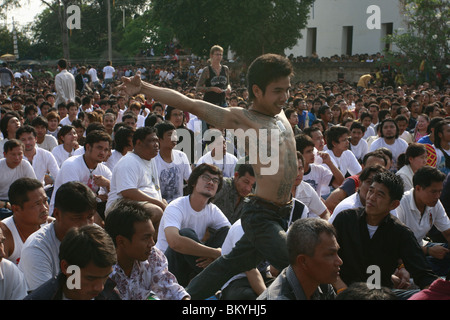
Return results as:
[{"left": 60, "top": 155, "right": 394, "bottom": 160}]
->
[
  {"left": 389, "top": 199, "right": 401, "bottom": 211},
  {"left": 60, "top": 259, "right": 70, "bottom": 276},
  {"left": 252, "top": 84, "right": 263, "bottom": 100},
  {"left": 115, "top": 234, "right": 127, "bottom": 248}
]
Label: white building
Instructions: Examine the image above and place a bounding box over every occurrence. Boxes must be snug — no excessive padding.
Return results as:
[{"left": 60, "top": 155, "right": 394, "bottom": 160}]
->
[{"left": 286, "top": 0, "right": 407, "bottom": 58}]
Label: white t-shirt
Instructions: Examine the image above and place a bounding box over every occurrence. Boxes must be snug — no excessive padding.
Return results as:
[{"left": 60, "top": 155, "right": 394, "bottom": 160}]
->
[
  {"left": 0, "top": 258, "right": 28, "bottom": 300},
  {"left": 51, "top": 144, "right": 76, "bottom": 167},
  {"left": 19, "top": 222, "right": 61, "bottom": 291},
  {"left": 303, "top": 163, "right": 333, "bottom": 197},
  {"left": 154, "top": 150, "right": 191, "bottom": 203},
  {"left": 0, "top": 159, "right": 36, "bottom": 199},
  {"left": 103, "top": 65, "right": 115, "bottom": 80},
  {"left": 23, "top": 147, "right": 60, "bottom": 186},
  {"left": 88, "top": 68, "right": 99, "bottom": 82},
  {"left": 37, "top": 134, "right": 58, "bottom": 152},
  {"left": 50, "top": 155, "right": 112, "bottom": 213},
  {"left": 106, "top": 152, "right": 162, "bottom": 213},
  {"left": 155, "top": 196, "right": 231, "bottom": 253},
  {"left": 104, "top": 149, "right": 125, "bottom": 172},
  {"left": 59, "top": 116, "right": 73, "bottom": 127},
  {"left": 325, "top": 149, "right": 362, "bottom": 178},
  {"left": 369, "top": 138, "right": 408, "bottom": 171},
  {"left": 363, "top": 126, "right": 376, "bottom": 140},
  {"left": 294, "top": 181, "right": 327, "bottom": 218},
  {"left": 196, "top": 151, "right": 238, "bottom": 178},
  {"left": 350, "top": 138, "right": 368, "bottom": 162}
]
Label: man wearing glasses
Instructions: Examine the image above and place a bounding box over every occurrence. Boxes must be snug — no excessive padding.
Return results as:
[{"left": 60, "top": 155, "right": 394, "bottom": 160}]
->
[{"left": 155, "top": 163, "right": 231, "bottom": 287}]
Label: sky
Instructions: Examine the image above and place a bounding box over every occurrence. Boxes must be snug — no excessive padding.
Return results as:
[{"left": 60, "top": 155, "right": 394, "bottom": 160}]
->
[{"left": 4, "top": 0, "right": 46, "bottom": 30}]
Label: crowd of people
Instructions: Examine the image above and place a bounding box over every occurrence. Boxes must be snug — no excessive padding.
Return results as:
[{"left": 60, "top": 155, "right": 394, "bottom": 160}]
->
[{"left": 0, "top": 44, "right": 449, "bottom": 301}]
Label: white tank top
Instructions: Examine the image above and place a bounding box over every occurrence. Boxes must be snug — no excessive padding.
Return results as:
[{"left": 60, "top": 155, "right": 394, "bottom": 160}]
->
[{"left": 2, "top": 216, "right": 24, "bottom": 265}]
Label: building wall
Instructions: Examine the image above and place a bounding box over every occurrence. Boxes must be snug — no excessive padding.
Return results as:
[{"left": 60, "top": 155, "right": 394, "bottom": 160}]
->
[{"left": 286, "top": 0, "right": 406, "bottom": 58}]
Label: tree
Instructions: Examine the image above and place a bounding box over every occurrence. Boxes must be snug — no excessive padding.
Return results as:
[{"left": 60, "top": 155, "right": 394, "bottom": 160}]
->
[
  {"left": 384, "top": 0, "right": 449, "bottom": 85},
  {"left": 152, "top": 0, "right": 314, "bottom": 63}
]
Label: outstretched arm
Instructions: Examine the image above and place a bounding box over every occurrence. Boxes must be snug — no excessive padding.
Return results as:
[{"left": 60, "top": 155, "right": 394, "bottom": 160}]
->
[{"left": 119, "top": 74, "right": 244, "bottom": 130}]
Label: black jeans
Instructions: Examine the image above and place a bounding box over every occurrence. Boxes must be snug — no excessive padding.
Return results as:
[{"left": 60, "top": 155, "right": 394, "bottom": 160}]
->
[
  {"left": 164, "top": 226, "right": 230, "bottom": 287},
  {"left": 186, "top": 196, "right": 292, "bottom": 300}
]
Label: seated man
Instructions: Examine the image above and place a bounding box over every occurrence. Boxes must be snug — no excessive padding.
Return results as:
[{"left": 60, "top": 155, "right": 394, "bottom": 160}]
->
[
  {"left": 155, "top": 163, "right": 231, "bottom": 286},
  {"left": 291, "top": 152, "right": 330, "bottom": 220},
  {"left": 0, "top": 139, "right": 36, "bottom": 219},
  {"left": 19, "top": 181, "right": 97, "bottom": 292},
  {"left": 295, "top": 134, "right": 343, "bottom": 198},
  {"left": 105, "top": 199, "right": 190, "bottom": 300},
  {"left": 258, "top": 218, "right": 341, "bottom": 300},
  {"left": 106, "top": 127, "right": 166, "bottom": 227},
  {"left": 396, "top": 166, "right": 450, "bottom": 277},
  {"left": 49, "top": 130, "right": 112, "bottom": 220},
  {"left": 154, "top": 121, "right": 191, "bottom": 204},
  {"left": 16, "top": 125, "right": 59, "bottom": 191},
  {"left": 196, "top": 129, "right": 238, "bottom": 178},
  {"left": 24, "top": 225, "right": 120, "bottom": 300},
  {"left": 0, "top": 178, "right": 53, "bottom": 265},
  {"left": 332, "top": 171, "right": 438, "bottom": 298},
  {"left": 325, "top": 150, "right": 388, "bottom": 212},
  {"left": 212, "top": 163, "right": 256, "bottom": 224},
  {"left": 329, "top": 165, "right": 388, "bottom": 223}
]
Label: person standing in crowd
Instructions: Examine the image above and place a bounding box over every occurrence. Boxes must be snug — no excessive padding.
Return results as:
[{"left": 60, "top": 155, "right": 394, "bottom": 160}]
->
[{"left": 54, "top": 59, "right": 76, "bottom": 106}]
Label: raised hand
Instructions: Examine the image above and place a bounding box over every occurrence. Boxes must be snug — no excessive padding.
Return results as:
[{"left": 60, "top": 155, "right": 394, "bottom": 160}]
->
[{"left": 118, "top": 73, "right": 143, "bottom": 97}]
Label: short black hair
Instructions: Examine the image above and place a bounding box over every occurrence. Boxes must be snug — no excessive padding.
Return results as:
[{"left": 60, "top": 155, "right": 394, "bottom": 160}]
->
[
  {"left": 54, "top": 181, "right": 97, "bottom": 214},
  {"left": 59, "top": 225, "right": 116, "bottom": 269},
  {"left": 8, "top": 178, "right": 44, "bottom": 207},
  {"left": 132, "top": 126, "right": 157, "bottom": 146},
  {"left": 16, "top": 125, "right": 37, "bottom": 139},
  {"left": 372, "top": 171, "right": 404, "bottom": 202},
  {"left": 154, "top": 120, "right": 176, "bottom": 139},
  {"left": 413, "top": 166, "right": 446, "bottom": 189},
  {"left": 105, "top": 199, "right": 153, "bottom": 246}
]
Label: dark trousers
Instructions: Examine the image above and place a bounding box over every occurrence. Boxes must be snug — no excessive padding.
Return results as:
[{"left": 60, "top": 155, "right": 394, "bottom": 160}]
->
[
  {"left": 186, "top": 196, "right": 292, "bottom": 300},
  {"left": 164, "top": 226, "right": 230, "bottom": 287}
]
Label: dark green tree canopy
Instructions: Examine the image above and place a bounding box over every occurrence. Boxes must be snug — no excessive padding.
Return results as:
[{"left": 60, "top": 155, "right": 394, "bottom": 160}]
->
[{"left": 152, "top": 0, "right": 315, "bottom": 63}]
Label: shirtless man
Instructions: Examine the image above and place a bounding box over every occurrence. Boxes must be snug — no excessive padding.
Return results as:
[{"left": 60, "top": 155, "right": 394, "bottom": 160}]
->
[{"left": 119, "top": 53, "right": 297, "bottom": 300}]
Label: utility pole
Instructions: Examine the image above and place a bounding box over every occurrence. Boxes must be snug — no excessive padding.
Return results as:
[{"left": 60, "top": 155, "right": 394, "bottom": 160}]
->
[{"left": 107, "top": 0, "right": 112, "bottom": 62}]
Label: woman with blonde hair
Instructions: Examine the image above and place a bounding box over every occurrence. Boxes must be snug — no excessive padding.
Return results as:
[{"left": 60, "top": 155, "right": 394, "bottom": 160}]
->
[{"left": 196, "top": 45, "right": 231, "bottom": 108}]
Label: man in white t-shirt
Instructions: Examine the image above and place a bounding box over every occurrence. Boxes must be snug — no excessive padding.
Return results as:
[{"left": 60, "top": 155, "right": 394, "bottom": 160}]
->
[
  {"left": 349, "top": 122, "right": 369, "bottom": 163},
  {"left": 291, "top": 152, "right": 330, "bottom": 220},
  {"left": 0, "top": 140, "right": 36, "bottom": 203},
  {"left": 19, "top": 181, "right": 97, "bottom": 291},
  {"left": 154, "top": 121, "right": 191, "bottom": 204},
  {"left": 369, "top": 118, "right": 408, "bottom": 172},
  {"left": 106, "top": 127, "right": 166, "bottom": 227},
  {"left": 17, "top": 125, "right": 60, "bottom": 188},
  {"left": 103, "top": 60, "right": 115, "bottom": 85},
  {"left": 324, "top": 125, "right": 362, "bottom": 180},
  {"left": 196, "top": 129, "right": 238, "bottom": 178},
  {"left": 295, "top": 134, "right": 344, "bottom": 198},
  {"left": 32, "top": 116, "right": 58, "bottom": 152},
  {"left": 156, "top": 163, "right": 231, "bottom": 286},
  {"left": 50, "top": 130, "right": 112, "bottom": 220},
  {"left": 396, "top": 166, "right": 450, "bottom": 276},
  {"left": 88, "top": 65, "right": 99, "bottom": 87}
]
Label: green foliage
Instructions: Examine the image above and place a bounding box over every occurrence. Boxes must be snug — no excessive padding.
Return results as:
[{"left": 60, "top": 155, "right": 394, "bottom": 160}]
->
[
  {"left": 152, "top": 0, "right": 314, "bottom": 63},
  {"left": 384, "top": 0, "right": 449, "bottom": 84}
]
